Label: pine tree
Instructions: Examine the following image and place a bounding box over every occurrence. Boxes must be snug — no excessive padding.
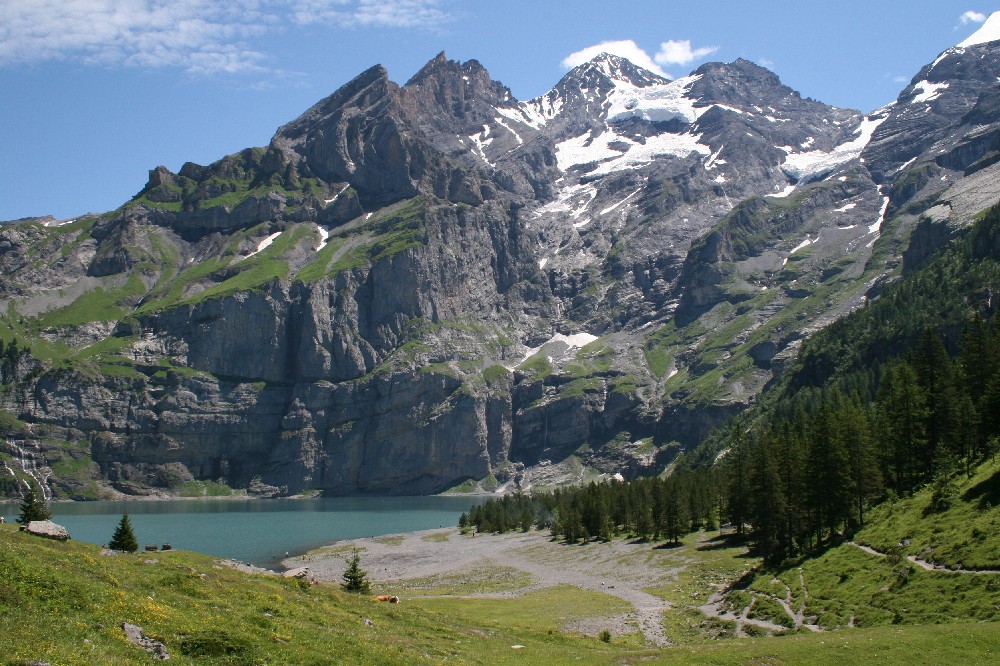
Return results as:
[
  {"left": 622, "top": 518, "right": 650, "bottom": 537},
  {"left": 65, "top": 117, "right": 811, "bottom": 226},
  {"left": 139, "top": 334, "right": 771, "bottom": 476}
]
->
[
  {"left": 748, "top": 430, "right": 790, "bottom": 562},
  {"left": 875, "top": 361, "right": 928, "bottom": 494},
  {"left": 16, "top": 481, "right": 51, "bottom": 525},
  {"left": 776, "top": 423, "right": 808, "bottom": 554},
  {"left": 341, "top": 547, "right": 371, "bottom": 594},
  {"left": 841, "top": 399, "right": 880, "bottom": 528},
  {"left": 911, "top": 329, "right": 960, "bottom": 475},
  {"left": 807, "top": 398, "right": 852, "bottom": 544},
  {"left": 519, "top": 504, "right": 534, "bottom": 533},
  {"left": 108, "top": 513, "right": 138, "bottom": 552},
  {"left": 959, "top": 316, "right": 996, "bottom": 416},
  {"left": 662, "top": 485, "right": 686, "bottom": 545},
  {"left": 725, "top": 424, "right": 750, "bottom": 535}
]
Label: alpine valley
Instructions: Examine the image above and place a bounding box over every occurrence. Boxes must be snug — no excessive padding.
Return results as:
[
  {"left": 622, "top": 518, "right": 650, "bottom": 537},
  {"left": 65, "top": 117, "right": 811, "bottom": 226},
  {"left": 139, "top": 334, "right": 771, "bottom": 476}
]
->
[{"left": 5, "top": 18, "right": 1000, "bottom": 500}]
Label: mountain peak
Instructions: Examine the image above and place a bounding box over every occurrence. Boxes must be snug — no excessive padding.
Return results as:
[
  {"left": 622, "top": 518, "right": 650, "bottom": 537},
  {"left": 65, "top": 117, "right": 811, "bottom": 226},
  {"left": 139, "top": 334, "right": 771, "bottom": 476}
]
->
[
  {"left": 403, "top": 51, "right": 497, "bottom": 91},
  {"left": 405, "top": 51, "right": 453, "bottom": 85},
  {"left": 692, "top": 58, "right": 777, "bottom": 78},
  {"left": 276, "top": 62, "right": 392, "bottom": 142},
  {"left": 958, "top": 12, "right": 1000, "bottom": 48},
  {"left": 570, "top": 52, "right": 670, "bottom": 88},
  {"left": 588, "top": 52, "right": 629, "bottom": 68}
]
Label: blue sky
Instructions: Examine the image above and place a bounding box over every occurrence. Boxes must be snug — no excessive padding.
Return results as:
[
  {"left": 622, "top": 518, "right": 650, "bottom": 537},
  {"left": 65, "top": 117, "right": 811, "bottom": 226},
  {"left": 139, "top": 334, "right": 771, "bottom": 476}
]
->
[{"left": 1, "top": 1, "right": 996, "bottom": 221}]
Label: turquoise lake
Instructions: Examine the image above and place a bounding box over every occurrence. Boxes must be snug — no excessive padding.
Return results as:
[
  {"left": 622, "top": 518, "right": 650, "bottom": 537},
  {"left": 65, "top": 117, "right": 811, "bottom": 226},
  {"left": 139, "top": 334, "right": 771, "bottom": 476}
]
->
[{"left": 0, "top": 496, "right": 482, "bottom": 568}]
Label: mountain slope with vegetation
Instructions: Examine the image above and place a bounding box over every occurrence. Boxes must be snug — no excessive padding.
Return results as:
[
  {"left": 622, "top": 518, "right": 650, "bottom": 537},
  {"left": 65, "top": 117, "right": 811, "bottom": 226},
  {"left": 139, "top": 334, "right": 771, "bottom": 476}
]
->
[
  {"left": 731, "top": 455, "right": 1000, "bottom": 633},
  {"left": 6, "top": 24, "right": 1000, "bottom": 497},
  {"left": 462, "top": 194, "right": 1000, "bottom": 649},
  {"left": 709, "top": 201, "right": 1000, "bottom": 563}
]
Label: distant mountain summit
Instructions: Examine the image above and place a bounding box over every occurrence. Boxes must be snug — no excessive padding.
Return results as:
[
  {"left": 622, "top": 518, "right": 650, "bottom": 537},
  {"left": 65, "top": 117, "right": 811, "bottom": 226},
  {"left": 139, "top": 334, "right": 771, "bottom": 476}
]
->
[
  {"left": 958, "top": 11, "right": 1000, "bottom": 47},
  {"left": 5, "top": 30, "right": 1000, "bottom": 498}
]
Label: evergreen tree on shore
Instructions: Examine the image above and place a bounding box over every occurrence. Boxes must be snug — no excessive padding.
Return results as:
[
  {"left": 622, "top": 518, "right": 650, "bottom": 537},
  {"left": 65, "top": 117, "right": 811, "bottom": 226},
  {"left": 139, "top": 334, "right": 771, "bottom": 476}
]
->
[
  {"left": 341, "top": 547, "right": 371, "bottom": 594},
  {"left": 108, "top": 513, "right": 138, "bottom": 552},
  {"left": 16, "top": 481, "right": 50, "bottom": 525}
]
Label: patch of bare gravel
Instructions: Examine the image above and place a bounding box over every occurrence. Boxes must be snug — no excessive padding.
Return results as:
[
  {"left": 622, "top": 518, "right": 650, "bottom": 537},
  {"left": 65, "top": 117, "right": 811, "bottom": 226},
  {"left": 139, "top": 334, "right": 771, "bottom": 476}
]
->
[{"left": 284, "top": 528, "right": 684, "bottom": 646}]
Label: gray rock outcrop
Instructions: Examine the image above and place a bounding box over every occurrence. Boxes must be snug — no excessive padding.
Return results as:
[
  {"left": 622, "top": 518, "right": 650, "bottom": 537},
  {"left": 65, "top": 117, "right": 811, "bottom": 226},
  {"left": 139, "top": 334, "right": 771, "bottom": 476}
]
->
[
  {"left": 121, "top": 623, "right": 170, "bottom": 660},
  {"left": 25, "top": 520, "right": 70, "bottom": 541}
]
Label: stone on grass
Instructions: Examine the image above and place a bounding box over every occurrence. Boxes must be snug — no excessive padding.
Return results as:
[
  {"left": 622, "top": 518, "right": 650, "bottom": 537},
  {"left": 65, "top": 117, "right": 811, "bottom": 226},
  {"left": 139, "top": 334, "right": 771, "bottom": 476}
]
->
[
  {"left": 122, "top": 622, "right": 170, "bottom": 660},
  {"left": 25, "top": 520, "right": 70, "bottom": 541},
  {"left": 282, "top": 566, "right": 312, "bottom": 579}
]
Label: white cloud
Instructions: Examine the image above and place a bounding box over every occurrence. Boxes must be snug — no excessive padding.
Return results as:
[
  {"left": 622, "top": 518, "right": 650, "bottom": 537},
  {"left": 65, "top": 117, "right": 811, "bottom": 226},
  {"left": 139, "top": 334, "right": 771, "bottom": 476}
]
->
[
  {"left": 654, "top": 39, "right": 718, "bottom": 66},
  {"left": 0, "top": 0, "right": 452, "bottom": 75},
  {"left": 290, "top": 0, "right": 451, "bottom": 28},
  {"left": 0, "top": 1, "right": 272, "bottom": 74},
  {"left": 960, "top": 10, "right": 987, "bottom": 25},
  {"left": 561, "top": 40, "right": 668, "bottom": 77}
]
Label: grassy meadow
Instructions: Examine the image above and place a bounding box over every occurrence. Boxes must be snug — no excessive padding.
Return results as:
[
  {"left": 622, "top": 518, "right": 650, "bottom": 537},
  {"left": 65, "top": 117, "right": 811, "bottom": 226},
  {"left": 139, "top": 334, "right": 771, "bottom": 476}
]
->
[{"left": 3, "top": 513, "right": 999, "bottom": 665}]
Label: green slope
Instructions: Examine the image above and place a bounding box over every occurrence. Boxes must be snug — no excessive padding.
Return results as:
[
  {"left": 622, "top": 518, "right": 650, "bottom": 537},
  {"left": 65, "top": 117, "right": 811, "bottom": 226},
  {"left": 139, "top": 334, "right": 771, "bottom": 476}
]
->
[
  {"left": 728, "top": 456, "right": 1000, "bottom": 633},
  {"left": 3, "top": 523, "right": 999, "bottom": 665}
]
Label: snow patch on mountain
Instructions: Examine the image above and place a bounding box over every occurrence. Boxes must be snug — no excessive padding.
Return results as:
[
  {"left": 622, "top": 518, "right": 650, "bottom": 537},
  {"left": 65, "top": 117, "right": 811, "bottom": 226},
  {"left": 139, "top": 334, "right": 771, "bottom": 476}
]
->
[
  {"left": 958, "top": 12, "right": 1000, "bottom": 48},
  {"left": 315, "top": 224, "right": 330, "bottom": 251},
  {"left": 517, "top": 95, "right": 564, "bottom": 129},
  {"left": 323, "top": 189, "right": 342, "bottom": 205},
  {"left": 493, "top": 115, "right": 524, "bottom": 145},
  {"left": 911, "top": 80, "right": 949, "bottom": 104},
  {"left": 516, "top": 332, "right": 600, "bottom": 366},
  {"left": 535, "top": 182, "right": 600, "bottom": 223},
  {"left": 605, "top": 74, "right": 704, "bottom": 124},
  {"left": 243, "top": 231, "right": 282, "bottom": 260},
  {"left": 704, "top": 144, "right": 726, "bottom": 170},
  {"left": 790, "top": 235, "right": 817, "bottom": 255},
  {"left": 600, "top": 188, "right": 642, "bottom": 215},
  {"left": 556, "top": 128, "right": 710, "bottom": 174},
  {"left": 468, "top": 125, "right": 496, "bottom": 167},
  {"left": 771, "top": 184, "right": 797, "bottom": 198},
  {"left": 716, "top": 104, "right": 747, "bottom": 116},
  {"left": 781, "top": 114, "right": 886, "bottom": 183},
  {"left": 869, "top": 194, "right": 891, "bottom": 236}
]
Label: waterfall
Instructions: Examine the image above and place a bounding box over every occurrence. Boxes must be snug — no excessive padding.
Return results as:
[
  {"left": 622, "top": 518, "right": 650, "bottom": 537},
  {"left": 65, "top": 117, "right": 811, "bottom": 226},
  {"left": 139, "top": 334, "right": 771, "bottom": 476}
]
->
[{"left": 6, "top": 437, "right": 52, "bottom": 501}]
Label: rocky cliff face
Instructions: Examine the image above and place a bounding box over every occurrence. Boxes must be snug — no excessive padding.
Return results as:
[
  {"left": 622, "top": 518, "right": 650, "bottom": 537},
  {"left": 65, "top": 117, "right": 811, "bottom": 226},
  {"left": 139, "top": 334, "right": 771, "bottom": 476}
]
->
[{"left": 6, "top": 23, "right": 1000, "bottom": 499}]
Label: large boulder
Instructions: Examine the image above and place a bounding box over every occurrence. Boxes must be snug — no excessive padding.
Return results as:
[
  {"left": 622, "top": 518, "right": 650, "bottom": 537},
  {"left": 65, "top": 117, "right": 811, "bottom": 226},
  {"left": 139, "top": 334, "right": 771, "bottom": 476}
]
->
[{"left": 25, "top": 520, "right": 70, "bottom": 541}]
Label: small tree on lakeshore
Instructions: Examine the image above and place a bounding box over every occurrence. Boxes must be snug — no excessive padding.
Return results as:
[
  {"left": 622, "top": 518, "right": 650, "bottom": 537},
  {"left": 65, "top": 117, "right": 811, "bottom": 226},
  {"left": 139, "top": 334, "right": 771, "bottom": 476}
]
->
[
  {"left": 16, "top": 481, "right": 51, "bottom": 525},
  {"left": 458, "top": 512, "right": 469, "bottom": 534},
  {"left": 108, "top": 513, "right": 138, "bottom": 553},
  {"left": 341, "top": 547, "right": 371, "bottom": 594}
]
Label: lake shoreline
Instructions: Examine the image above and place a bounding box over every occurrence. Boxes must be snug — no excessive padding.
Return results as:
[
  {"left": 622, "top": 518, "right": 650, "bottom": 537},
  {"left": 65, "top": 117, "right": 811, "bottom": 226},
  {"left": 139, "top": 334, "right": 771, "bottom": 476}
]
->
[
  {"left": 1, "top": 495, "right": 483, "bottom": 568},
  {"left": 0, "top": 490, "right": 491, "bottom": 507}
]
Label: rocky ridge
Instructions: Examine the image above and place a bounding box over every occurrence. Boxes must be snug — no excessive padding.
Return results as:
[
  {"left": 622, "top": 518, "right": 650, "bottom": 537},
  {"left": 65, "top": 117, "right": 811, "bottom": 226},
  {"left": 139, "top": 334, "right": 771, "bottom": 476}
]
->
[{"left": 4, "top": 19, "right": 1000, "bottom": 497}]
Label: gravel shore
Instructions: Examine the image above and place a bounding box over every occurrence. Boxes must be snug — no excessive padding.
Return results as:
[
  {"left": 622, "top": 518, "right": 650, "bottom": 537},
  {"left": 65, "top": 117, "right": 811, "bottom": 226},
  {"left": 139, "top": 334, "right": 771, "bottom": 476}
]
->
[{"left": 283, "top": 527, "right": 686, "bottom": 645}]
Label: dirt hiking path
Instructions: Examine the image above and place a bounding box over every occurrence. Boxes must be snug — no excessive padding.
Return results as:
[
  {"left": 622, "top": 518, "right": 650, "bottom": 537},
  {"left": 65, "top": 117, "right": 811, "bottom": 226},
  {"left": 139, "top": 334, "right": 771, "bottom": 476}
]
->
[{"left": 849, "top": 541, "right": 1000, "bottom": 574}]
